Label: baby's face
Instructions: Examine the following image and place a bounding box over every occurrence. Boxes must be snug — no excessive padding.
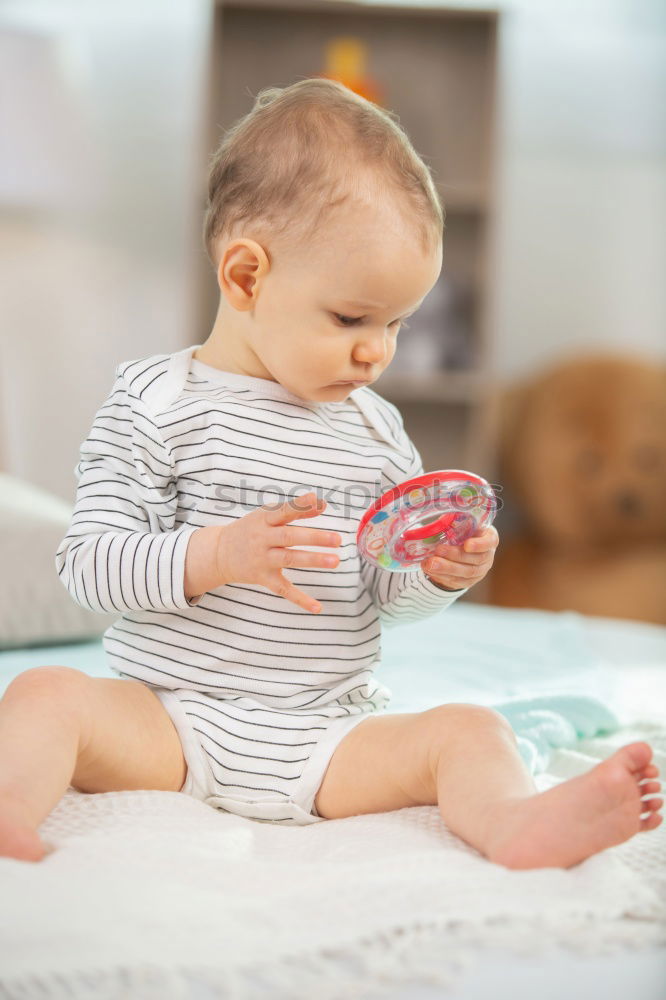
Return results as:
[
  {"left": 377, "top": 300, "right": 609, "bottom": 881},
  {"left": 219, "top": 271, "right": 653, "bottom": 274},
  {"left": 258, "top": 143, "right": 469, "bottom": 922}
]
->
[{"left": 251, "top": 202, "right": 442, "bottom": 402}]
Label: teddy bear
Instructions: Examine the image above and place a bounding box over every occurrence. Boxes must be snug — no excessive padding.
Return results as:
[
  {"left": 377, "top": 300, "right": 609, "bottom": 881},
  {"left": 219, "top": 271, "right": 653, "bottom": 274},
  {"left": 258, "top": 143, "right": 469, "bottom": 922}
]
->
[{"left": 486, "top": 353, "right": 666, "bottom": 625}]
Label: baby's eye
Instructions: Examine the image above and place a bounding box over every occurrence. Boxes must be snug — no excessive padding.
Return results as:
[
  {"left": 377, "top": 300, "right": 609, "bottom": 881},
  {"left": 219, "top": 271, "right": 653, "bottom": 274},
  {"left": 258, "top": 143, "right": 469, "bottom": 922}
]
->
[
  {"left": 333, "top": 314, "right": 409, "bottom": 331},
  {"left": 334, "top": 314, "right": 363, "bottom": 327}
]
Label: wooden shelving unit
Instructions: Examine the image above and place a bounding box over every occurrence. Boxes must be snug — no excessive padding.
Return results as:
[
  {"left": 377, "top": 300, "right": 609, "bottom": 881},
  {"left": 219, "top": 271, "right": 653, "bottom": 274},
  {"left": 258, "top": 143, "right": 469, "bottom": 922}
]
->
[{"left": 200, "top": 0, "right": 499, "bottom": 488}]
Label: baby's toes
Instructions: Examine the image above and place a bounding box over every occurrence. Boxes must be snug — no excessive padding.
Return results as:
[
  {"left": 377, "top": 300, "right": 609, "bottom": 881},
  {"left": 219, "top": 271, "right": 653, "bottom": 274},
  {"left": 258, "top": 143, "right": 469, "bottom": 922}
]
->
[
  {"left": 640, "top": 795, "right": 663, "bottom": 814},
  {"left": 639, "top": 764, "right": 659, "bottom": 781},
  {"left": 639, "top": 780, "right": 661, "bottom": 796},
  {"left": 620, "top": 741, "right": 654, "bottom": 773},
  {"left": 640, "top": 810, "right": 663, "bottom": 832}
]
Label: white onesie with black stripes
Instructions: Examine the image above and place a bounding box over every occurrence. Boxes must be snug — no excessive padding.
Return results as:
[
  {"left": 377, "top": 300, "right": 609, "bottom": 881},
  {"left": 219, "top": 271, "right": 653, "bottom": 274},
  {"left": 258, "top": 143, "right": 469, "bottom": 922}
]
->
[{"left": 56, "top": 343, "right": 468, "bottom": 824}]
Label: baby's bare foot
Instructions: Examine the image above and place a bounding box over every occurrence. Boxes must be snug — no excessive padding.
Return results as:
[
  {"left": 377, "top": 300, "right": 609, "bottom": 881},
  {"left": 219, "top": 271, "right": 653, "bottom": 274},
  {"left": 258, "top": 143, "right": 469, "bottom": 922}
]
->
[
  {"left": 0, "top": 794, "right": 46, "bottom": 862},
  {"left": 484, "top": 742, "right": 662, "bottom": 870}
]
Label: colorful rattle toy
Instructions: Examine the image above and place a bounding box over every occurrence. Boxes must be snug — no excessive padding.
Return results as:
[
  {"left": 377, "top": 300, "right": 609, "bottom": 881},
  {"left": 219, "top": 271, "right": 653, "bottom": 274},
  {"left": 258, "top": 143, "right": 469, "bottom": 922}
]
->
[{"left": 356, "top": 469, "right": 498, "bottom": 572}]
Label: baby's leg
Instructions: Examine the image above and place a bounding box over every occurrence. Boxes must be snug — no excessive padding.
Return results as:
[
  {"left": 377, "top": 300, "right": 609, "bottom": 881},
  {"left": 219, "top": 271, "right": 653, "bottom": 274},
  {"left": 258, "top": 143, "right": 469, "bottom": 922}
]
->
[
  {"left": 0, "top": 666, "right": 186, "bottom": 862},
  {"left": 314, "top": 705, "right": 662, "bottom": 869}
]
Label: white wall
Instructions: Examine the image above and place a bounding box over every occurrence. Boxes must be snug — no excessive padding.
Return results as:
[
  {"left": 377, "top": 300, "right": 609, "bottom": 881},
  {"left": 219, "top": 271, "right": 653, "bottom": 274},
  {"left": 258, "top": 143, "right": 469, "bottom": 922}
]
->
[
  {"left": 0, "top": 0, "right": 212, "bottom": 502},
  {"left": 427, "top": 0, "right": 665, "bottom": 378}
]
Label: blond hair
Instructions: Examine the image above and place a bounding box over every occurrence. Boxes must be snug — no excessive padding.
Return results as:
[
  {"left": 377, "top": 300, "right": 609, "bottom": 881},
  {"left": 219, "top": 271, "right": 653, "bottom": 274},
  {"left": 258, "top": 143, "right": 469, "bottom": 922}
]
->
[{"left": 203, "top": 77, "right": 444, "bottom": 270}]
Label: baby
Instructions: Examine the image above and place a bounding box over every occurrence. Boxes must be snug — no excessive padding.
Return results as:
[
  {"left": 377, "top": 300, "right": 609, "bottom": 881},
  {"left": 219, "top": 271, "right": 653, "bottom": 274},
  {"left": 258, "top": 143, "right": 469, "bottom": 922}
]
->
[{"left": 0, "top": 79, "right": 661, "bottom": 866}]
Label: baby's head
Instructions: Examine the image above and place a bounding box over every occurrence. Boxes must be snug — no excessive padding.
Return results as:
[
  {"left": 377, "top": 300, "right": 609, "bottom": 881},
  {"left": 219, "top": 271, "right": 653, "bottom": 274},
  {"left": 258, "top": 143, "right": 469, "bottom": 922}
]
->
[{"left": 200, "top": 78, "right": 444, "bottom": 402}]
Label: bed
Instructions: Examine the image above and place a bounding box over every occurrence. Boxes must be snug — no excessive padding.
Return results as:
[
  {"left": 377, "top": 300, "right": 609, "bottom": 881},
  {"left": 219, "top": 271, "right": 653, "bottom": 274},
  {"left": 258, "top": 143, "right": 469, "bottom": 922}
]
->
[{"left": 1, "top": 600, "right": 664, "bottom": 1000}]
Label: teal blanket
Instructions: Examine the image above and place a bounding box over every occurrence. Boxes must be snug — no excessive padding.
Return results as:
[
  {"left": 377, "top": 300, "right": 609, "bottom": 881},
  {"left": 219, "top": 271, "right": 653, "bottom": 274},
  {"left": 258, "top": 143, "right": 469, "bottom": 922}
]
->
[{"left": 378, "top": 603, "right": 621, "bottom": 773}]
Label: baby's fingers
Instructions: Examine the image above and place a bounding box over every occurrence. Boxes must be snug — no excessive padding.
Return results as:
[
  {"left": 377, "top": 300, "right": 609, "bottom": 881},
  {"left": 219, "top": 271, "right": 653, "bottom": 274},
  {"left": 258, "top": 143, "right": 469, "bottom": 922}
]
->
[
  {"left": 267, "top": 545, "right": 339, "bottom": 571},
  {"left": 264, "top": 491, "right": 325, "bottom": 525},
  {"left": 464, "top": 526, "right": 499, "bottom": 553},
  {"left": 433, "top": 543, "right": 484, "bottom": 564},
  {"left": 268, "top": 570, "right": 321, "bottom": 614}
]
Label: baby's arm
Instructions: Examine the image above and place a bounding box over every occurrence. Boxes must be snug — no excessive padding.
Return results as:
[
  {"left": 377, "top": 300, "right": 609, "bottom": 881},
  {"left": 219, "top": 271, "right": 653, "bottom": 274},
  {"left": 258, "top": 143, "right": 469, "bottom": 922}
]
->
[{"left": 55, "top": 365, "right": 201, "bottom": 614}]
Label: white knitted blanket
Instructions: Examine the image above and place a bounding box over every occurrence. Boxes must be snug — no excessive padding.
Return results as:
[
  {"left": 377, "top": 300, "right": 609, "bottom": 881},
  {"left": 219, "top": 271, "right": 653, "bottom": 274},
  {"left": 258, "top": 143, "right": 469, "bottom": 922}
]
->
[{"left": 0, "top": 718, "right": 664, "bottom": 1000}]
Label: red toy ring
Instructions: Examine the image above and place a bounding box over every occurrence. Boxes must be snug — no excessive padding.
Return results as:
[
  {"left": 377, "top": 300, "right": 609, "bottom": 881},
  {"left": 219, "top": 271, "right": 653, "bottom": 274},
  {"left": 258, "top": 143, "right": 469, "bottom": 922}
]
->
[{"left": 356, "top": 469, "right": 498, "bottom": 572}]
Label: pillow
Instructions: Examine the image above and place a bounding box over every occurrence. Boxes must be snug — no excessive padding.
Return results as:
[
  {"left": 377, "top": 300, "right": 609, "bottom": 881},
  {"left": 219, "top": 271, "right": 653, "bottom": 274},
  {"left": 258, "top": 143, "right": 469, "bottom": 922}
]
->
[{"left": 0, "top": 473, "right": 118, "bottom": 649}]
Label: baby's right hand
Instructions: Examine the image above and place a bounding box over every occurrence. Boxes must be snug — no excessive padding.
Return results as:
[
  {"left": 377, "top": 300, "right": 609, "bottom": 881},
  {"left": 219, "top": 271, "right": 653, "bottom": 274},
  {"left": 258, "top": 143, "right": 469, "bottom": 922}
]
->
[{"left": 215, "top": 492, "right": 342, "bottom": 614}]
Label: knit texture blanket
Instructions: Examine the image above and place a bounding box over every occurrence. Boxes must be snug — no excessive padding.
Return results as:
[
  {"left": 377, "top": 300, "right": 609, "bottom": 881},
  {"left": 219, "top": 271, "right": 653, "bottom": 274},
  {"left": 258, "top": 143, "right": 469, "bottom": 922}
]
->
[{"left": 1, "top": 607, "right": 664, "bottom": 998}]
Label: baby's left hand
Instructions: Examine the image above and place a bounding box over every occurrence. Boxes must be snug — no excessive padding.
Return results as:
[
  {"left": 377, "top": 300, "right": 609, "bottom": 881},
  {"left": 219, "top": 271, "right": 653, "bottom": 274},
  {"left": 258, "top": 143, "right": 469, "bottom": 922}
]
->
[{"left": 421, "top": 526, "right": 499, "bottom": 592}]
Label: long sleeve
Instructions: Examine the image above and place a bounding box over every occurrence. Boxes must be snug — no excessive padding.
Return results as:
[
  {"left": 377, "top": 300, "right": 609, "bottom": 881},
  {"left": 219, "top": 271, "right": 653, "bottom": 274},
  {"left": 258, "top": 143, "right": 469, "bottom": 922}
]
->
[
  {"left": 55, "top": 365, "right": 201, "bottom": 614},
  {"left": 359, "top": 402, "right": 469, "bottom": 627}
]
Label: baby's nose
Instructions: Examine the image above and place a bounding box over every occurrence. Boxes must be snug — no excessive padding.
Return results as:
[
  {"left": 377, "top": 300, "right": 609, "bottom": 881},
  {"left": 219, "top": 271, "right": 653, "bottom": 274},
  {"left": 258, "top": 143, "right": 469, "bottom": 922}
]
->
[{"left": 354, "top": 334, "right": 388, "bottom": 366}]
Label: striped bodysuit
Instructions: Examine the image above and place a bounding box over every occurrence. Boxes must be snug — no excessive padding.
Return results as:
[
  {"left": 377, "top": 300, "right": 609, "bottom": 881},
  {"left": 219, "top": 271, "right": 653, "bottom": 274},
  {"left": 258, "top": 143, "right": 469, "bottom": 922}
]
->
[{"left": 56, "top": 344, "right": 467, "bottom": 824}]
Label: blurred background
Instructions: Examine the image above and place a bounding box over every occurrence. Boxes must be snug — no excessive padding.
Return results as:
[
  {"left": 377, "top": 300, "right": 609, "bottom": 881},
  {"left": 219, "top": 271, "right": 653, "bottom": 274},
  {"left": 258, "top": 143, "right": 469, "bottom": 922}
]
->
[{"left": 1, "top": 0, "right": 664, "bottom": 623}]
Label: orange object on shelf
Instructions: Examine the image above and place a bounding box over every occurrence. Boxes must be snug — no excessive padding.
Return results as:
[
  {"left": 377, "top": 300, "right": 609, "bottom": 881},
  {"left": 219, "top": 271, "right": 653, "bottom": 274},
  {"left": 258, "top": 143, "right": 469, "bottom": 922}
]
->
[{"left": 315, "top": 36, "right": 385, "bottom": 106}]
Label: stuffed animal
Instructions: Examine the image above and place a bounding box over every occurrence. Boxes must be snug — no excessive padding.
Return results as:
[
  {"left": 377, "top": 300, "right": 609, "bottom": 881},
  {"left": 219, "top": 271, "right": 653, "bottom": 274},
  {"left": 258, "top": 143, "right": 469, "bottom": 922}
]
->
[{"left": 487, "top": 353, "right": 666, "bottom": 625}]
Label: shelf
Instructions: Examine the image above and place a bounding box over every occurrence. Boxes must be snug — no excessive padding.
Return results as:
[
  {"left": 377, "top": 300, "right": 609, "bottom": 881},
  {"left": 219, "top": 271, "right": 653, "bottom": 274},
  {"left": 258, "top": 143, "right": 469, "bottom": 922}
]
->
[
  {"left": 372, "top": 369, "right": 488, "bottom": 404},
  {"left": 217, "top": 0, "right": 498, "bottom": 20}
]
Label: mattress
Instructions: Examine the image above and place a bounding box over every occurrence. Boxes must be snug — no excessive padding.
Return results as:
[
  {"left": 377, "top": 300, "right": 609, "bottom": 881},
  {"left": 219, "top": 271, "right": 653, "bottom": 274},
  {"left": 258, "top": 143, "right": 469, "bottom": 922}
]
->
[{"left": 1, "top": 602, "right": 664, "bottom": 1000}]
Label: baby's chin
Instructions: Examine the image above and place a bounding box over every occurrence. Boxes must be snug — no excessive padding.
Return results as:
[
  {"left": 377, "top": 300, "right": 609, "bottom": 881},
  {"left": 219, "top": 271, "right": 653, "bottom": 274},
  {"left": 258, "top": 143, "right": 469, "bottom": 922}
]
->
[
  {"left": 328, "top": 380, "right": 370, "bottom": 391},
  {"left": 290, "top": 380, "right": 369, "bottom": 403},
  {"left": 320, "top": 382, "right": 361, "bottom": 398}
]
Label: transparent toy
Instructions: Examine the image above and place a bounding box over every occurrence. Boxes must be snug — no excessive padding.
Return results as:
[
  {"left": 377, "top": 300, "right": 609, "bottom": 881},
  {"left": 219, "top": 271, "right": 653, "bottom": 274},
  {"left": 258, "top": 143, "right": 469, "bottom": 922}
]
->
[{"left": 356, "top": 469, "right": 498, "bottom": 572}]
